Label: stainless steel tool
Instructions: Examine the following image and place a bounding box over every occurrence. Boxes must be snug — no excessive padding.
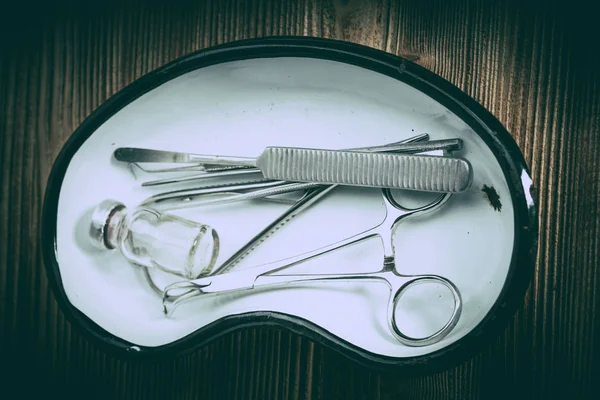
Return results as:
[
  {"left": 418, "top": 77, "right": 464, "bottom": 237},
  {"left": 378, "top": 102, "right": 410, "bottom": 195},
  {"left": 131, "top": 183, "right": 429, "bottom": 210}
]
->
[
  {"left": 137, "top": 138, "right": 468, "bottom": 210},
  {"left": 114, "top": 141, "right": 472, "bottom": 192},
  {"left": 162, "top": 187, "right": 462, "bottom": 347},
  {"left": 134, "top": 137, "right": 463, "bottom": 187}
]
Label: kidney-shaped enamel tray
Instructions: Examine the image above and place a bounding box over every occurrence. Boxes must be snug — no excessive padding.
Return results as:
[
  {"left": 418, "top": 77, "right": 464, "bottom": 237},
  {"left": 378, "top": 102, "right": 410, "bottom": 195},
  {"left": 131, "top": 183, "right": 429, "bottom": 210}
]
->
[{"left": 41, "top": 37, "right": 537, "bottom": 372}]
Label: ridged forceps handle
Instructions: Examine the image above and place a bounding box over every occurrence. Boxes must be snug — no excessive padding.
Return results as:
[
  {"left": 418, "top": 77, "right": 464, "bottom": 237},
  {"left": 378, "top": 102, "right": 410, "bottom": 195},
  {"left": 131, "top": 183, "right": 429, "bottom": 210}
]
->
[{"left": 256, "top": 148, "right": 472, "bottom": 193}]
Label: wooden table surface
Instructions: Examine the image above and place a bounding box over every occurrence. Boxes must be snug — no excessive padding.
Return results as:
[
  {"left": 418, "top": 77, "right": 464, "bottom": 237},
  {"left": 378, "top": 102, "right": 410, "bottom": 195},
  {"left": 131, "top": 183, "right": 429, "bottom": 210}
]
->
[{"left": 1, "top": 0, "right": 598, "bottom": 399}]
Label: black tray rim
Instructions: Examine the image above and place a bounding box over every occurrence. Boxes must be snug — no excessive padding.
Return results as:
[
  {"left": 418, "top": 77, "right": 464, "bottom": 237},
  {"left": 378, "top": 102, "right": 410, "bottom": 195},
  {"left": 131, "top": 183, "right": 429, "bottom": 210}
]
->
[{"left": 40, "top": 36, "right": 538, "bottom": 374}]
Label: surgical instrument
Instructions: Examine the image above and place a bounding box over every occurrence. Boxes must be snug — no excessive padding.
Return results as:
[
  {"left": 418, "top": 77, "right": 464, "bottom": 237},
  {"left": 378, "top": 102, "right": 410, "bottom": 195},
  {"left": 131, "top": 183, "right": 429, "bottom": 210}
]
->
[
  {"left": 162, "top": 187, "right": 462, "bottom": 347},
  {"left": 114, "top": 144, "right": 472, "bottom": 192},
  {"left": 136, "top": 137, "right": 462, "bottom": 187},
  {"left": 138, "top": 138, "right": 470, "bottom": 210},
  {"left": 115, "top": 133, "right": 430, "bottom": 168},
  {"left": 128, "top": 162, "right": 257, "bottom": 176},
  {"left": 118, "top": 134, "right": 430, "bottom": 185}
]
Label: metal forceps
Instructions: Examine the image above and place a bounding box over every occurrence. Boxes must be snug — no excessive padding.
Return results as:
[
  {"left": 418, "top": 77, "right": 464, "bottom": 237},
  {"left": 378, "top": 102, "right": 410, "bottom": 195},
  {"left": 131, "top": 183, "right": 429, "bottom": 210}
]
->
[{"left": 163, "top": 188, "right": 462, "bottom": 347}]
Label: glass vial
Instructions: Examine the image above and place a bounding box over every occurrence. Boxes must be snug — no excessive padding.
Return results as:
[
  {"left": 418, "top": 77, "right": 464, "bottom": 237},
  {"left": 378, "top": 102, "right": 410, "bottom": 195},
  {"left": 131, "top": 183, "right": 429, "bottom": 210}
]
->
[{"left": 89, "top": 199, "right": 220, "bottom": 279}]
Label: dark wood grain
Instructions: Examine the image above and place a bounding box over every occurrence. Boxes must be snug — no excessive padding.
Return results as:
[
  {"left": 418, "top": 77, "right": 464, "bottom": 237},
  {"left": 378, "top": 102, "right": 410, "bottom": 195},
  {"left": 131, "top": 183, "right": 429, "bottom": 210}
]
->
[{"left": 1, "top": 0, "right": 599, "bottom": 399}]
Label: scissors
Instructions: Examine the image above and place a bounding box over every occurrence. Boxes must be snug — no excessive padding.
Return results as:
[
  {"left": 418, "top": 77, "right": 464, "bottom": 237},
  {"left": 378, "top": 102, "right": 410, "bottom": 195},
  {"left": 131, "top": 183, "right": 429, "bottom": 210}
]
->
[{"left": 162, "top": 186, "right": 462, "bottom": 347}]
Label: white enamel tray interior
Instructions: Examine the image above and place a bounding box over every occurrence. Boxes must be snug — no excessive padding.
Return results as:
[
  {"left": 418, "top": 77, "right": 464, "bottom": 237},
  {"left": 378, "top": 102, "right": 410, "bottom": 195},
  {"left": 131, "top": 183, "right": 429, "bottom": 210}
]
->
[{"left": 55, "top": 57, "right": 514, "bottom": 358}]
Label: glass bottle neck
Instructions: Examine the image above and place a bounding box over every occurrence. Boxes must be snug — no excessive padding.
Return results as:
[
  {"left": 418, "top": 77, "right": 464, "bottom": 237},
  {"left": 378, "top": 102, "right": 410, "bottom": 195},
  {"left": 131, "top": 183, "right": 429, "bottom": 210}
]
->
[{"left": 105, "top": 206, "right": 127, "bottom": 249}]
